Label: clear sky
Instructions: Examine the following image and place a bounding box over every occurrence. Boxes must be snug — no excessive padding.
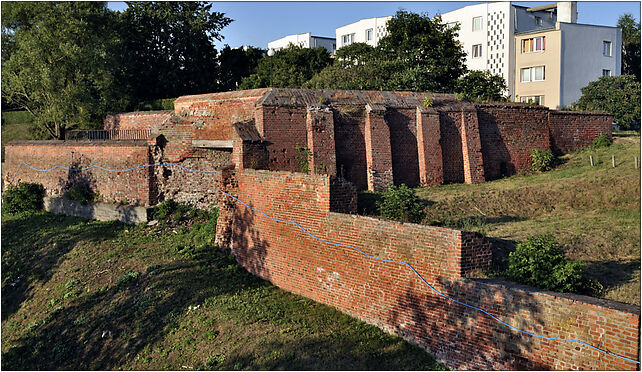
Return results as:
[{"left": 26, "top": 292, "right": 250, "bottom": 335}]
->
[{"left": 107, "top": 1, "right": 641, "bottom": 49}]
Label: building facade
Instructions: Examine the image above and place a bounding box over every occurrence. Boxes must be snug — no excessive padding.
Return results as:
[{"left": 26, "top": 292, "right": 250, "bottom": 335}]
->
[
  {"left": 335, "top": 16, "right": 392, "bottom": 48},
  {"left": 268, "top": 32, "right": 336, "bottom": 54},
  {"left": 515, "top": 22, "right": 621, "bottom": 108}
]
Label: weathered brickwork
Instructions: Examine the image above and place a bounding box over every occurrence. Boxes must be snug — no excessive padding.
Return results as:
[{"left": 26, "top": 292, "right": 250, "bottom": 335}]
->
[
  {"left": 216, "top": 168, "right": 640, "bottom": 371},
  {"left": 416, "top": 108, "right": 443, "bottom": 186},
  {"left": 333, "top": 105, "right": 368, "bottom": 189},
  {"left": 152, "top": 148, "right": 231, "bottom": 210},
  {"left": 387, "top": 108, "right": 420, "bottom": 187},
  {"left": 477, "top": 104, "right": 551, "bottom": 181},
  {"left": 4, "top": 141, "right": 154, "bottom": 205},
  {"left": 440, "top": 111, "right": 466, "bottom": 183},
  {"left": 104, "top": 111, "right": 173, "bottom": 131},
  {"left": 365, "top": 104, "right": 394, "bottom": 191},
  {"left": 306, "top": 106, "right": 336, "bottom": 176},
  {"left": 548, "top": 111, "right": 613, "bottom": 155},
  {"left": 259, "top": 106, "right": 309, "bottom": 172},
  {"left": 174, "top": 89, "right": 269, "bottom": 141}
]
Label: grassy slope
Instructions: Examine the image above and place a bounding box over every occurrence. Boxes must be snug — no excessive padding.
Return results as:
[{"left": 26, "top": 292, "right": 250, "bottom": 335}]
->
[
  {"left": 415, "top": 135, "right": 641, "bottom": 305},
  {"left": 1, "top": 111, "right": 34, "bottom": 162},
  {"left": 1, "top": 212, "right": 444, "bottom": 370}
]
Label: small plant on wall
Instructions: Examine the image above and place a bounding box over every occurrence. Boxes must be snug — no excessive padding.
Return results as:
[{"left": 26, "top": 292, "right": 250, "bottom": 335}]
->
[{"left": 295, "top": 145, "right": 311, "bottom": 174}]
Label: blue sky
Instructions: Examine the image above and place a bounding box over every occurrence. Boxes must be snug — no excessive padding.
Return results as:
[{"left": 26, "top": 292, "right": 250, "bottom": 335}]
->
[{"left": 107, "top": 1, "right": 641, "bottom": 49}]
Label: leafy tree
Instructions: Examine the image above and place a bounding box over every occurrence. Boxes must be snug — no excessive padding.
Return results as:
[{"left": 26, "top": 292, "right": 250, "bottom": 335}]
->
[
  {"left": 118, "top": 2, "right": 232, "bottom": 103},
  {"left": 376, "top": 184, "right": 425, "bottom": 224},
  {"left": 617, "top": 14, "right": 641, "bottom": 80},
  {"left": 573, "top": 75, "right": 641, "bottom": 130},
  {"left": 306, "top": 10, "right": 466, "bottom": 93},
  {"left": 217, "top": 45, "right": 265, "bottom": 91},
  {"left": 455, "top": 70, "right": 507, "bottom": 102},
  {"left": 1, "top": 2, "right": 124, "bottom": 139},
  {"left": 376, "top": 11, "right": 466, "bottom": 92},
  {"left": 239, "top": 45, "right": 332, "bottom": 89}
]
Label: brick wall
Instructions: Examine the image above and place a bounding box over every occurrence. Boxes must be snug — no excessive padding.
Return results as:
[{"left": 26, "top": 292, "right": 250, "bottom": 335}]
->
[
  {"left": 216, "top": 168, "right": 640, "bottom": 370},
  {"left": 548, "top": 111, "right": 613, "bottom": 155},
  {"left": 4, "top": 141, "right": 154, "bottom": 206},
  {"left": 333, "top": 106, "right": 368, "bottom": 189},
  {"left": 259, "top": 106, "right": 309, "bottom": 172},
  {"left": 440, "top": 111, "right": 466, "bottom": 183},
  {"left": 477, "top": 104, "right": 551, "bottom": 181},
  {"left": 387, "top": 108, "right": 420, "bottom": 187},
  {"left": 174, "top": 89, "right": 268, "bottom": 141},
  {"left": 152, "top": 148, "right": 231, "bottom": 210},
  {"left": 104, "top": 111, "right": 172, "bottom": 131}
]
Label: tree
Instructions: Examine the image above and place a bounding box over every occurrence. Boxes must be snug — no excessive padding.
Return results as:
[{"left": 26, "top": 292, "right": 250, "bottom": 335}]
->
[
  {"left": 305, "top": 10, "right": 467, "bottom": 93},
  {"left": 573, "top": 75, "right": 640, "bottom": 130},
  {"left": 1, "top": 2, "right": 124, "bottom": 139},
  {"left": 617, "top": 14, "right": 641, "bottom": 80},
  {"left": 239, "top": 45, "right": 332, "bottom": 89},
  {"left": 217, "top": 45, "right": 265, "bottom": 92},
  {"left": 117, "top": 2, "right": 232, "bottom": 103},
  {"left": 377, "top": 11, "right": 467, "bottom": 92},
  {"left": 455, "top": 70, "right": 507, "bottom": 102}
]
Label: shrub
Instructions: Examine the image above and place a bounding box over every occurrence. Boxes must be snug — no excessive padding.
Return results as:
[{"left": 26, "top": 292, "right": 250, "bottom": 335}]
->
[
  {"left": 376, "top": 184, "right": 425, "bottom": 223},
  {"left": 530, "top": 149, "right": 555, "bottom": 172},
  {"left": 151, "top": 199, "right": 178, "bottom": 220},
  {"left": 507, "top": 234, "right": 602, "bottom": 296},
  {"left": 2, "top": 182, "right": 45, "bottom": 214},
  {"left": 116, "top": 271, "right": 140, "bottom": 288},
  {"left": 64, "top": 183, "right": 96, "bottom": 204},
  {"left": 591, "top": 133, "right": 612, "bottom": 149}
]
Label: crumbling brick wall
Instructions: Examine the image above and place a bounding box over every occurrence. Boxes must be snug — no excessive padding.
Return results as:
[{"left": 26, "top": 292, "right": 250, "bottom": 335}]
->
[
  {"left": 548, "top": 111, "right": 613, "bottom": 155},
  {"left": 4, "top": 141, "right": 154, "bottom": 206},
  {"left": 215, "top": 168, "right": 640, "bottom": 370}
]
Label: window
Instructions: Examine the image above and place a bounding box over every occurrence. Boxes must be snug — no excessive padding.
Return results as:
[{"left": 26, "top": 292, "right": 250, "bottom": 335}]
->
[
  {"left": 602, "top": 69, "right": 612, "bottom": 77},
  {"left": 535, "top": 16, "right": 542, "bottom": 26},
  {"left": 520, "top": 66, "right": 545, "bottom": 82},
  {"left": 603, "top": 41, "right": 612, "bottom": 57},
  {"left": 342, "top": 33, "right": 354, "bottom": 46},
  {"left": 520, "top": 96, "right": 544, "bottom": 105},
  {"left": 522, "top": 36, "right": 546, "bottom": 53},
  {"left": 446, "top": 22, "right": 458, "bottom": 29},
  {"left": 473, "top": 16, "right": 482, "bottom": 31},
  {"left": 366, "top": 28, "right": 373, "bottom": 41},
  {"left": 472, "top": 44, "right": 482, "bottom": 58}
]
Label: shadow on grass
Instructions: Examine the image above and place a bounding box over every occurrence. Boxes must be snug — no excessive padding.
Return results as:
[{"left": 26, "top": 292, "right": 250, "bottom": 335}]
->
[
  {"left": 584, "top": 258, "right": 641, "bottom": 291},
  {"left": 1, "top": 212, "right": 123, "bottom": 321},
  {"left": 1, "top": 248, "right": 258, "bottom": 370}
]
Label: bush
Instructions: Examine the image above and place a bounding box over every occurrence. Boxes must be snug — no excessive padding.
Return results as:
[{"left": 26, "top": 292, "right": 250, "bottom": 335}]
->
[
  {"left": 64, "top": 183, "right": 96, "bottom": 204},
  {"left": 376, "top": 184, "right": 425, "bottom": 223},
  {"left": 151, "top": 199, "right": 178, "bottom": 220},
  {"left": 530, "top": 149, "right": 555, "bottom": 172},
  {"left": 507, "top": 234, "right": 602, "bottom": 296},
  {"left": 454, "top": 70, "right": 507, "bottom": 102},
  {"left": 591, "top": 133, "right": 612, "bottom": 149},
  {"left": 2, "top": 182, "right": 45, "bottom": 214}
]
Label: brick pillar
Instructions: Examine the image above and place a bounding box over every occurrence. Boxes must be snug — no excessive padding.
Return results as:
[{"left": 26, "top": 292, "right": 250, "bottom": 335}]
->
[
  {"left": 460, "top": 110, "right": 485, "bottom": 184},
  {"left": 365, "top": 104, "right": 393, "bottom": 191},
  {"left": 306, "top": 106, "right": 336, "bottom": 176},
  {"left": 416, "top": 106, "right": 443, "bottom": 186},
  {"left": 214, "top": 166, "right": 237, "bottom": 251}
]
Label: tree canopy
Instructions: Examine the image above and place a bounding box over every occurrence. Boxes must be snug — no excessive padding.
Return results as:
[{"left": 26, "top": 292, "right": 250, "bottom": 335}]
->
[
  {"left": 455, "top": 70, "right": 507, "bottom": 102},
  {"left": 118, "top": 2, "right": 232, "bottom": 102},
  {"left": 1, "top": 2, "right": 123, "bottom": 138},
  {"left": 306, "top": 10, "right": 467, "bottom": 93},
  {"left": 617, "top": 14, "right": 641, "bottom": 80},
  {"left": 239, "top": 45, "right": 332, "bottom": 89},
  {"left": 573, "top": 75, "right": 640, "bottom": 130}
]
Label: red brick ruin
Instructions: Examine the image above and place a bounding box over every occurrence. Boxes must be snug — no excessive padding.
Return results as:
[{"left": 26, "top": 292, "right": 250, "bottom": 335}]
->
[{"left": 4, "top": 88, "right": 638, "bottom": 370}]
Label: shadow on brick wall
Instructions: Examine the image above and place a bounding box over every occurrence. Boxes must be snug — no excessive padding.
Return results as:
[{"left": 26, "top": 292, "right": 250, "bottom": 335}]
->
[
  {"left": 231, "top": 203, "right": 272, "bottom": 282},
  {"left": 387, "top": 281, "right": 548, "bottom": 370}
]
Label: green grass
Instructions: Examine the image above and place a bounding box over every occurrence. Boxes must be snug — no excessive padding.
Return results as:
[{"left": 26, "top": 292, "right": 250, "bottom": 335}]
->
[
  {"left": 361, "top": 135, "right": 641, "bottom": 305},
  {"left": 1, "top": 110, "right": 34, "bottom": 162},
  {"left": 1, "top": 210, "right": 445, "bottom": 370}
]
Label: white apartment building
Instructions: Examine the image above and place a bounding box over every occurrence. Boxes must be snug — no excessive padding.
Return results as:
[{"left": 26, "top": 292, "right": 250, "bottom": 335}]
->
[
  {"left": 439, "top": 2, "right": 572, "bottom": 99},
  {"left": 335, "top": 16, "right": 392, "bottom": 48},
  {"left": 268, "top": 32, "right": 336, "bottom": 54}
]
